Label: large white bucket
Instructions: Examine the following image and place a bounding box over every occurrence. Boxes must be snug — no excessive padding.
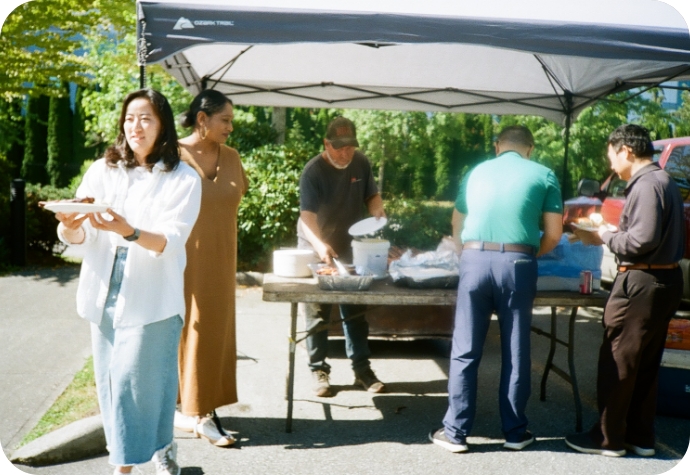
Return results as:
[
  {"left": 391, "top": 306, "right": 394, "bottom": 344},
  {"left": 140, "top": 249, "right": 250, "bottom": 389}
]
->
[{"left": 352, "top": 239, "right": 390, "bottom": 278}]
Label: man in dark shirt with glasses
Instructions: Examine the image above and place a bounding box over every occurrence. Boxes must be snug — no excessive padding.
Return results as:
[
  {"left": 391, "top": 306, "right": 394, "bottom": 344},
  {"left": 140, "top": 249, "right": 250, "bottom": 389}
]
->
[{"left": 567, "top": 124, "right": 685, "bottom": 457}]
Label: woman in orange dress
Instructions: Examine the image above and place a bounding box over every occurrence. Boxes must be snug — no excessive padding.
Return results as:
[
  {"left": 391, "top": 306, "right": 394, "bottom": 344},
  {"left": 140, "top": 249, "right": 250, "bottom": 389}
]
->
[{"left": 174, "top": 90, "right": 248, "bottom": 447}]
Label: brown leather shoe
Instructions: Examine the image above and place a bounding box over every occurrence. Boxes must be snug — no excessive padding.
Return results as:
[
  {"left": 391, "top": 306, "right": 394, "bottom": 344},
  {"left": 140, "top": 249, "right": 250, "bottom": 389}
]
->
[
  {"left": 354, "top": 368, "right": 385, "bottom": 393},
  {"left": 312, "top": 370, "right": 333, "bottom": 397}
]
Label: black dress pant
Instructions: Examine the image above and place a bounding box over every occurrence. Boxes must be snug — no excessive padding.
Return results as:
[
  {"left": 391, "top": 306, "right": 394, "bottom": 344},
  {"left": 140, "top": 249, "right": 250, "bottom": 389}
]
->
[{"left": 591, "top": 267, "right": 683, "bottom": 450}]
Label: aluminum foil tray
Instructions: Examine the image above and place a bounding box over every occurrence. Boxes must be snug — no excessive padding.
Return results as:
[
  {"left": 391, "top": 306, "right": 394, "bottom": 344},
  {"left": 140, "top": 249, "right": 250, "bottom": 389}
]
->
[
  {"left": 309, "top": 263, "right": 374, "bottom": 291},
  {"left": 395, "top": 274, "right": 459, "bottom": 289}
]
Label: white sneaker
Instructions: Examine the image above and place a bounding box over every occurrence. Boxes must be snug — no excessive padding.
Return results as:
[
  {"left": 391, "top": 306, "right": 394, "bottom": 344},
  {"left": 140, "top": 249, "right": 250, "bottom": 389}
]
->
[
  {"left": 173, "top": 411, "right": 196, "bottom": 433},
  {"left": 194, "top": 416, "right": 236, "bottom": 447},
  {"left": 152, "top": 441, "right": 180, "bottom": 475}
]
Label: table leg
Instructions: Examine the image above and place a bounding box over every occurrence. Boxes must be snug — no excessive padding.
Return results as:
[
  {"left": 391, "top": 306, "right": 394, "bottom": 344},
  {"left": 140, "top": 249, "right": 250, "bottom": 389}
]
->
[
  {"left": 535, "top": 306, "right": 583, "bottom": 432},
  {"left": 567, "top": 307, "right": 583, "bottom": 432},
  {"left": 539, "top": 306, "right": 558, "bottom": 401},
  {"left": 286, "top": 302, "right": 298, "bottom": 433}
]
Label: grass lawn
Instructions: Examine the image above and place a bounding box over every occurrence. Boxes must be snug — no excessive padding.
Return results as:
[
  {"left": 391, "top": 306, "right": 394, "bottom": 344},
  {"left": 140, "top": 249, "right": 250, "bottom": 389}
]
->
[{"left": 19, "top": 356, "right": 99, "bottom": 447}]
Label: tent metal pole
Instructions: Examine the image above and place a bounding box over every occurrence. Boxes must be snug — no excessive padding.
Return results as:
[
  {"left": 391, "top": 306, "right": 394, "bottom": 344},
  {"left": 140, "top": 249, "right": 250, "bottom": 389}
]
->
[
  {"left": 137, "top": 2, "right": 147, "bottom": 89},
  {"left": 562, "top": 91, "right": 573, "bottom": 200}
]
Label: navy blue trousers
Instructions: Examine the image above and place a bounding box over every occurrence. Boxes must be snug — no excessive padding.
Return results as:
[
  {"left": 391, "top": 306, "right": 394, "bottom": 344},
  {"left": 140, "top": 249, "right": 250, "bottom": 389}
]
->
[{"left": 443, "top": 248, "right": 537, "bottom": 443}]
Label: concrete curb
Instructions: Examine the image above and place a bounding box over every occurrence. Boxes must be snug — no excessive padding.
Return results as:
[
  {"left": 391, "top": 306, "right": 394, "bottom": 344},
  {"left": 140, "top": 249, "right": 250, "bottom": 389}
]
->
[
  {"left": 236, "top": 271, "right": 264, "bottom": 286},
  {"left": 10, "top": 415, "right": 106, "bottom": 466}
]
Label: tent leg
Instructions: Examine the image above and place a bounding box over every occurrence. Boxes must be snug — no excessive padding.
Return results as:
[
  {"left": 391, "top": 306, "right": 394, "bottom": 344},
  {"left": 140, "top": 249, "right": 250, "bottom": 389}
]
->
[
  {"left": 562, "top": 92, "right": 573, "bottom": 199},
  {"left": 140, "top": 65, "right": 146, "bottom": 89}
]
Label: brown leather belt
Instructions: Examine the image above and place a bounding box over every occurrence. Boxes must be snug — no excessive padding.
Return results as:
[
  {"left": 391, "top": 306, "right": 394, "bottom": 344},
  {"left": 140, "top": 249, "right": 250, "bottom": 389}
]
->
[
  {"left": 463, "top": 241, "right": 535, "bottom": 255},
  {"left": 618, "top": 263, "right": 679, "bottom": 272}
]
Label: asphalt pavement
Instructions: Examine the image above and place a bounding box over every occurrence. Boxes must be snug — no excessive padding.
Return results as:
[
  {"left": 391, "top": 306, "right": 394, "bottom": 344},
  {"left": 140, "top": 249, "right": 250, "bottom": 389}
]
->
[{"left": 1, "top": 267, "right": 689, "bottom": 475}]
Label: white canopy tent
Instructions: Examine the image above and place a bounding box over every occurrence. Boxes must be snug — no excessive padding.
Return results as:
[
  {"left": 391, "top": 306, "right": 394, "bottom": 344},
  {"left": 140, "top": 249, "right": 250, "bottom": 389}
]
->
[{"left": 136, "top": 0, "right": 690, "bottom": 192}]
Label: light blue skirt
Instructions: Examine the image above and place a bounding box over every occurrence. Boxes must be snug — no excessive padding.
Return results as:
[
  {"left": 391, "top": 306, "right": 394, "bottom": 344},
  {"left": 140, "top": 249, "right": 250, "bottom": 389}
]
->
[{"left": 91, "top": 247, "right": 182, "bottom": 466}]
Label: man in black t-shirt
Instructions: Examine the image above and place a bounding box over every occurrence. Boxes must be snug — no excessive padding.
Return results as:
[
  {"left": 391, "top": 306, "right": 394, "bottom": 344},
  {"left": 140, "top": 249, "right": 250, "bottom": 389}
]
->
[{"left": 297, "top": 116, "right": 386, "bottom": 397}]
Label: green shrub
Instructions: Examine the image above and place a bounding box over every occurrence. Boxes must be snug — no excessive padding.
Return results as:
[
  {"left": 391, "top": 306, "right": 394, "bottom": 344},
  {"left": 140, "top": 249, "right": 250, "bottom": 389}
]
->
[
  {"left": 47, "top": 82, "right": 77, "bottom": 188},
  {"left": 6, "top": 144, "right": 454, "bottom": 270},
  {"left": 68, "top": 160, "right": 93, "bottom": 194},
  {"left": 381, "top": 198, "right": 454, "bottom": 250},
  {"left": 0, "top": 155, "right": 13, "bottom": 266},
  {"left": 235, "top": 140, "right": 454, "bottom": 270},
  {"left": 228, "top": 108, "right": 278, "bottom": 155},
  {"left": 237, "top": 143, "right": 312, "bottom": 271},
  {"left": 25, "top": 184, "right": 74, "bottom": 255},
  {"left": 22, "top": 95, "right": 50, "bottom": 185}
]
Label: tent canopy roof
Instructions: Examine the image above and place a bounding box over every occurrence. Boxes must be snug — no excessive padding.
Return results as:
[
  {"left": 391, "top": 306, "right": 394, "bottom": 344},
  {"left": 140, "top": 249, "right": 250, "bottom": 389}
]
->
[{"left": 138, "top": 0, "right": 690, "bottom": 123}]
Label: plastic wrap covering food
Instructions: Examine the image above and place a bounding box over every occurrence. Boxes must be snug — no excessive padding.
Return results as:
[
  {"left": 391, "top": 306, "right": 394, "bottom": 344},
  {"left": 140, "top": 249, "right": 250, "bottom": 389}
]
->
[
  {"left": 537, "top": 235, "right": 603, "bottom": 291},
  {"left": 308, "top": 263, "right": 374, "bottom": 291},
  {"left": 389, "top": 243, "right": 460, "bottom": 289}
]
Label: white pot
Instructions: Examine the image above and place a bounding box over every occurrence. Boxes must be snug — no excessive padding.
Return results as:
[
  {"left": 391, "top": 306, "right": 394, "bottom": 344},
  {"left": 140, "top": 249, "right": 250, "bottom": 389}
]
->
[{"left": 273, "top": 249, "right": 318, "bottom": 277}]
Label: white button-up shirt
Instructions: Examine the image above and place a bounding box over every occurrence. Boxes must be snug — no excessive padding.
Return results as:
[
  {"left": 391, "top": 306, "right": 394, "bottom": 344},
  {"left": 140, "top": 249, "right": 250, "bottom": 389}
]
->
[{"left": 58, "top": 158, "right": 202, "bottom": 328}]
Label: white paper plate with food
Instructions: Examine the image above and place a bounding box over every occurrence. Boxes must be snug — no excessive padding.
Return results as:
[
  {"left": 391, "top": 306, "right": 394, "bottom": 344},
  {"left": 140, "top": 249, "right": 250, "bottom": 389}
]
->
[
  {"left": 570, "top": 222, "right": 600, "bottom": 232},
  {"left": 41, "top": 201, "right": 110, "bottom": 214},
  {"left": 571, "top": 222, "right": 617, "bottom": 233}
]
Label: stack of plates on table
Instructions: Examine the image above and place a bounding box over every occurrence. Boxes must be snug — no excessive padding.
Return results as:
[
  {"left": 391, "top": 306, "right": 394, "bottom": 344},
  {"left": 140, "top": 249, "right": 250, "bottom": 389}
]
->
[{"left": 273, "top": 249, "right": 318, "bottom": 278}]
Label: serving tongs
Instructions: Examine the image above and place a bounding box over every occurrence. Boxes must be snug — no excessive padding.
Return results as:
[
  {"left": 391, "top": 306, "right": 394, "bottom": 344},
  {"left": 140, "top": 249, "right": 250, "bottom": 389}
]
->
[{"left": 332, "top": 258, "right": 352, "bottom": 276}]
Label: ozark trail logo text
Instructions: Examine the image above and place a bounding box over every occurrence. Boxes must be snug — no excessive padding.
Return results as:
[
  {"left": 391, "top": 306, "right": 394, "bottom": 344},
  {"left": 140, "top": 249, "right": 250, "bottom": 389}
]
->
[{"left": 173, "top": 17, "right": 235, "bottom": 30}]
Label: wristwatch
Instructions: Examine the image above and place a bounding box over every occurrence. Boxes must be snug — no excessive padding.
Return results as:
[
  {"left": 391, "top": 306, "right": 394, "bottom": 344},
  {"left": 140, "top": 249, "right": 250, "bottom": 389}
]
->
[{"left": 124, "top": 228, "right": 140, "bottom": 242}]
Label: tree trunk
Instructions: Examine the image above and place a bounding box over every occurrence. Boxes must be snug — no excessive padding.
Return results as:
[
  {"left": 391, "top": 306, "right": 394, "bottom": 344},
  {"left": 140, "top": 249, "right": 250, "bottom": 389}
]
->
[
  {"left": 272, "top": 107, "right": 286, "bottom": 145},
  {"left": 378, "top": 143, "right": 385, "bottom": 194}
]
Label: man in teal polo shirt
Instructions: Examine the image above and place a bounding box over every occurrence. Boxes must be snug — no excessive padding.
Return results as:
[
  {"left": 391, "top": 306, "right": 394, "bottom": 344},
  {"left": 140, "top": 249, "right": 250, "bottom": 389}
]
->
[{"left": 430, "top": 125, "right": 563, "bottom": 453}]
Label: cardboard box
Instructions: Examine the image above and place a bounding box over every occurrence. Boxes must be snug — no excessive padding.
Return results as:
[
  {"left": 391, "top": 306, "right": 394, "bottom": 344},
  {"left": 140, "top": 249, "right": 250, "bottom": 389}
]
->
[{"left": 657, "top": 349, "right": 690, "bottom": 418}]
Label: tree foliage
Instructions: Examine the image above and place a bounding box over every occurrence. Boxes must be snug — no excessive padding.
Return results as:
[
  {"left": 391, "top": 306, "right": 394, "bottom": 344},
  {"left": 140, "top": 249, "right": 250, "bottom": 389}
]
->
[
  {"left": 226, "top": 108, "right": 278, "bottom": 155},
  {"left": 47, "top": 82, "right": 75, "bottom": 187},
  {"left": 674, "top": 91, "right": 690, "bottom": 137},
  {"left": 0, "top": 97, "right": 24, "bottom": 175},
  {"left": 22, "top": 94, "right": 50, "bottom": 184},
  {"left": 236, "top": 144, "right": 308, "bottom": 271},
  {"left": 0, "top": 0, "right": 133, "bottom": 100},
  {"left": 81, "top": 24, "right": 192, "bottom": 148},
  {"left": 347, "top": 110, "right": 494, "bottom": 200},
  {"left": 498, "top": 90, "right": 677, "bottom": 198}
]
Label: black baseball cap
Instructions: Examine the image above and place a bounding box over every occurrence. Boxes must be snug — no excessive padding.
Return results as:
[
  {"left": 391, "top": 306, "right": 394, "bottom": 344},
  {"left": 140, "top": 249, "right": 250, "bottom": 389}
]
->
[{"left": 325, "top": 116, "right": 359, "bottom": 149}]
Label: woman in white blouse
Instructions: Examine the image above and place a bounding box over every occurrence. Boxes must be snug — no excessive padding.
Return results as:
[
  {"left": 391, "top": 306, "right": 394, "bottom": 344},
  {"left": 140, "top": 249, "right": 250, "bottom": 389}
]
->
[{"left": 55, "top": 89, "right": 201, "bottom": 475}]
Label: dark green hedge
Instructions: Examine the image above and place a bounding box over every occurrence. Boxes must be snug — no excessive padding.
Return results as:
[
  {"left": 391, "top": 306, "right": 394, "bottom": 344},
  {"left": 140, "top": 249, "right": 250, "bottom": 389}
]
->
[
  {"left": 382, "top": 198, "right": 454, "bottom": 250},
  {"left": 237, "top": 144, "right": 310, "bottom": 271},
  {"left": 25, "top": 184, "right": 74, "bottom": 255},
  {"left": 1, "top": 150, "right": 455, "bottom": 270}
]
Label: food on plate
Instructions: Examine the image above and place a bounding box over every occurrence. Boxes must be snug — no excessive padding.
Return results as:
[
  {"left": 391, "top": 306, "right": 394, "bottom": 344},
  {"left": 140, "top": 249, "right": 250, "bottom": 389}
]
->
[
  {"left": 573, "top": 213, "right": 606, "bottom": 228},
  {"left": 574, "top": 217, "right": 594, "bottom": 227},
  {"left": 315, "top": 264, "right": 366, "bottom": 277},
  {"left": 589, "top": 213, "right": 604, "bottom": 226},
  {"left": 39, "top": 196, "right": 96, "bottom": 207},
  {"left": 315, "top": 266, "right": 339, "bottom": 276}
]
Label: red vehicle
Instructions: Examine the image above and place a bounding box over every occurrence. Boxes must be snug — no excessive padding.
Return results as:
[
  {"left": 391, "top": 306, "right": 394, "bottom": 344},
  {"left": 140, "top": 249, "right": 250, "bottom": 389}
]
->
[{"left": 563, "top": 137, "right": 690, "bottom": 300}]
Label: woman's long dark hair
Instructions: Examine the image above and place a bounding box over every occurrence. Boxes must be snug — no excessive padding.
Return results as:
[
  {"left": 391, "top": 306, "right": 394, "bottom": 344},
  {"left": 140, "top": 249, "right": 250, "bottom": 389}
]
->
[
  {"left": 104, "top": 89, "right": 180, "bottom": 171},
  {"left": 180, "top": 89, "right": 233, "bottom": 129}
]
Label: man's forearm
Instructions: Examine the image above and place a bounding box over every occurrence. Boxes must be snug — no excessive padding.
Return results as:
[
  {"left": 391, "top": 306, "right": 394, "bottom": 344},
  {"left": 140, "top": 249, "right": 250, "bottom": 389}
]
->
[
  {"left": 300, "top": 211, "right": 337, "bottom": 262},
  {"left": 451, "top": 209, "right": 465, "bottom": 252},
  {"left": 537, "top": 212, "right": 563, "bottom": 256},
  {"left": 299, "top": 212, "right": 324, "bottom": 248},
  {"left": 366, "top": 194, "right": 385, "bottom": 218}
]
